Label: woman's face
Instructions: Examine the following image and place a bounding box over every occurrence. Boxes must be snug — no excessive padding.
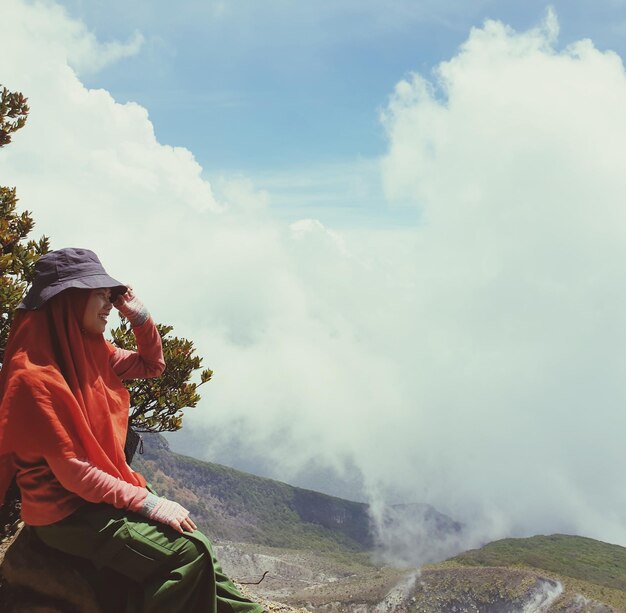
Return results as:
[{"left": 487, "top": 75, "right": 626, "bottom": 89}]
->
[{"left": 82, "top": 288, "right": 113, "bottom": 334}]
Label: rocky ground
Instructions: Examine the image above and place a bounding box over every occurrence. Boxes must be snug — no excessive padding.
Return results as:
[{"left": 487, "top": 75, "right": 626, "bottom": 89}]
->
[
  {"left": 223, "top": 544, "right": 625, "bottom": 613},
  {"left": 2, "top": 527, "right": 626, "bottom": 612}
]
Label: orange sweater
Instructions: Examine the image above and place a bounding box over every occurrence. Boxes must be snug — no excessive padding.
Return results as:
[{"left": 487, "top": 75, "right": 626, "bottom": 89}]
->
[{"left": 14, "top": 317, "right": 165, "bottom": 525}]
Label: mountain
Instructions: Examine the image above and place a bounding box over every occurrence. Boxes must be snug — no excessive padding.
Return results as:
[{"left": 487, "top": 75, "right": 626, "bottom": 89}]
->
[
  {"left": 132, "top": 435, "right": 626, "bottom": 611},
  {"left": 443, "top": 534, "right": 626, "bottom": 611},
  {"left": 132, "top": 433, "right": 459, "bottom": 554},
  {"left": 274, "top": 535, "right": 626, "bottom": 611},
  {"left": 133, "top": 433, "right": 372, "bottom": 552}
]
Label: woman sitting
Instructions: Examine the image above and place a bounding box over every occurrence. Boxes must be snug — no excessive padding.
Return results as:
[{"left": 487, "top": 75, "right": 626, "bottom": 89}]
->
[{"left": 0, "top": 247, "right": 263, "bottom": 613}]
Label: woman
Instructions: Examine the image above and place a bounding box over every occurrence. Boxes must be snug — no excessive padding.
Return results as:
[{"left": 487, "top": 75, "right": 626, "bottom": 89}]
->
[{"left": 0, "top": 247, "right": 263, "bottom": 613}]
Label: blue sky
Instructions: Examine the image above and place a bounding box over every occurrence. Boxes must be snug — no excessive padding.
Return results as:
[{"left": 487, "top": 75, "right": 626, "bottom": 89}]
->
[{"left": 55, "top": 0, "right": 626, "bottom": 226}]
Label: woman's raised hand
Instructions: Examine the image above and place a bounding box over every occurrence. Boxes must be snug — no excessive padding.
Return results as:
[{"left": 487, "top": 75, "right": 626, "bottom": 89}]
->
[{"left": 113, "top": 286, "right": 149, "bottom": 327}]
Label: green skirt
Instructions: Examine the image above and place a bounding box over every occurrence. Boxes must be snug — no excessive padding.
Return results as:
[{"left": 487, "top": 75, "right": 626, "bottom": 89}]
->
[{"left": 33, "top": 502, "right": 264, "bottom": 613}]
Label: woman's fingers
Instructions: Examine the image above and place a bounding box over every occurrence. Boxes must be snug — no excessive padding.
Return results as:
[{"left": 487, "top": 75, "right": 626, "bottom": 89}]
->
[
  {"left": 113, "top": 285, "right": 135, "bottom": 307},
  {"left": 181, "top": 516, "right": 197, "bottom": 532},
  {"left": 161, "top": 515, "right": 195, "bottom": 533}
]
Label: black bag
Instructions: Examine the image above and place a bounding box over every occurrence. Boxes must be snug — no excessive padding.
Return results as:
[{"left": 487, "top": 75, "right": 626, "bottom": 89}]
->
[{"left": 124, "top": 425, "right": 143, "bottom": 464}]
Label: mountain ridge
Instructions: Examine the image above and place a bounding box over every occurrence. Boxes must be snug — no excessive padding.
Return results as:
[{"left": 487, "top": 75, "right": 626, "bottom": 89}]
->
[
  {"left": 132, "top": 432, "right": 460, "bottom": 553},
  {"left": 131, "top": 434, "right": 626, "bottom": 611}
]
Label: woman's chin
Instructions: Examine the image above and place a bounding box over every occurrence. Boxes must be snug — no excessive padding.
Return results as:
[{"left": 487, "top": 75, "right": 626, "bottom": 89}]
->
[{"left": 83, "top": 323, "right": 106, "bottom": 335}]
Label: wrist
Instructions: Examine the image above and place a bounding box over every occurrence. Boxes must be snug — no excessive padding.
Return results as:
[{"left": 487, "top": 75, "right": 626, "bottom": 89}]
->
[
  {"left": 117, "top": 297, "right": 150, "bottom": 327},
  {"left": 127, "top": 307, "right": 149, "bottom": 328},
  {"left": 140, "top": 492, "right": 160, "bottom": 516}
]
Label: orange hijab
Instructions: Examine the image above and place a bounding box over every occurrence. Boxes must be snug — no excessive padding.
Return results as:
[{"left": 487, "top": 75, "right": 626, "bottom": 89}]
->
[{"left": 0, "top": 289, "right": 145, "bottom": 506}]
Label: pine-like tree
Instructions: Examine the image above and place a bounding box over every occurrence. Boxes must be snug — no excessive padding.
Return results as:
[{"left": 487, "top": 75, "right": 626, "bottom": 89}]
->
[
  {"left": 0, "top": 86, "right": 49, "bottom": 364},
  {"left": 110, "top": 320, "right": 212, "bottom": 435}
]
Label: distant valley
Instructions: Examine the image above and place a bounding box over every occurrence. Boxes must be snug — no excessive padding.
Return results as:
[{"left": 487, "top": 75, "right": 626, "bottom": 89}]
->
[
  {"left": 132, "top": 434, "right": 626, "bottom": 611},
  {"left": 133, "top": 433, "right": 461, "bottom": 555}
]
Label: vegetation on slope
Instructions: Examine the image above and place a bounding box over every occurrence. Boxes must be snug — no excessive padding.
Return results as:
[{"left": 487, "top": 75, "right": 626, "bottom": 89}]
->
[
  {"left": 132, "top": 434, "right": 373, "bottom": 553},
  {"left": 440, "top": 533, "right": 626, "bottom": 611},
  {"left": 130, "top": 435, "right": 626, "bottom": 611},
  {"left": 451, "top": 534, "right": 626, "bottom": 591}
]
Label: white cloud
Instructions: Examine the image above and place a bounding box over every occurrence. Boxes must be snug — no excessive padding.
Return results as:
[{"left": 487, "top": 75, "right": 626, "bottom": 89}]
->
[
  {"left": 4, "top": 1, "right": 626, "bottom": 558},
  {"left": 376, "top": 8, "right": 626, "bottom": 546},
  {"left": 8, "top": 0, "right": 143, "bottom": 75},
  {"left": 68, "top": 29, "right": 144, "bottom": 75},
  {"left": 1, "top": 0, "right": 220, "bottom": 244}
]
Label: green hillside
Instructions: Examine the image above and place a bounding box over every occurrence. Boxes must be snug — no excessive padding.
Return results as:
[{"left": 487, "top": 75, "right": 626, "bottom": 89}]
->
[
  {"left": 132, "top": 433, "right": 374, "bottom": 553},
  {"left": 131, "top": 435, "right": 626, "bottom": 611},
  {"left": 438, "top": 534, "right": 626, "bottom": 611},
  {"left": 281, "top": 533, "right": 626, "bottom": 611},
  {"left": 450, "top": 534, "right": 626, "bottom": 591}
]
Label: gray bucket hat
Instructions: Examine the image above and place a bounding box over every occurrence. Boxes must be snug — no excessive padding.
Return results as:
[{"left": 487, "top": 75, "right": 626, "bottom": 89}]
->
[{"left": 18, "top": 248, "right": 127, "bottom": 310}]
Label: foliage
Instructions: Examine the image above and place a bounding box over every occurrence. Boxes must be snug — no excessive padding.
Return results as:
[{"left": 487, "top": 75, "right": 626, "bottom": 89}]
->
[
  {"left": 109, "top": 319, "right": 213, "bottom": 432},
  {"left": 0, "top": 87, "right": 29, "bottom": 147},
  {"left": 0, "top": 86, "right": 49, "bottom": 364},
  {"left": 0, "top": 85, "right": 42, "bottom": 537}
]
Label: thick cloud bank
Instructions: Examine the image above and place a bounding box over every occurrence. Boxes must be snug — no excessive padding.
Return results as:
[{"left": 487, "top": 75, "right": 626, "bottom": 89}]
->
[
  {"left": 3, "top": 2, "right": 626, "bottom": 556},
  {"left": 378, "top": 10, "right": 626, "bottom": 547}
]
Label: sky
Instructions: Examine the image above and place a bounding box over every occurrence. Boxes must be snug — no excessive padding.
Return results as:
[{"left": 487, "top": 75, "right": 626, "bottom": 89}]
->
[{"left": 3, "top": 0, "right": 626, "bottom": 560}]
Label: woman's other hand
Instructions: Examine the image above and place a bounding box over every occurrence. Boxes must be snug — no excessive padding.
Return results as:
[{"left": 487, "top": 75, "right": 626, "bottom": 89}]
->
[
  {"left": 113, "top": 286, "right": 149, "bottom": 327},
  {"left": 181, "top": 516, "right": 197, "bottom": 533},
  {"left": 140, "top": 493, "right": 196, "bottom": 533}
]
